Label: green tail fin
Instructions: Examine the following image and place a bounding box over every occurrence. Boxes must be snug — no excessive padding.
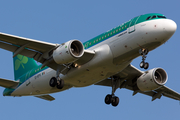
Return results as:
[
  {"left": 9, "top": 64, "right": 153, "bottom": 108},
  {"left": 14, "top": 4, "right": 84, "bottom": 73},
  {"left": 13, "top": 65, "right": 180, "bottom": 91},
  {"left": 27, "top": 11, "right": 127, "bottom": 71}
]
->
[{"left": 13, "top": 54, "right": 38, "bottom": 80}]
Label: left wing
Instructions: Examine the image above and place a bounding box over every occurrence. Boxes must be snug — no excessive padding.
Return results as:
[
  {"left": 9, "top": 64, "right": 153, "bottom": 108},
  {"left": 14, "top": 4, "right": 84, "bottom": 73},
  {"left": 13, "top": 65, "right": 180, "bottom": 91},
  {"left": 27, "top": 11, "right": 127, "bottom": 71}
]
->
[
  {"left": 95, "top": 65, "right": 180, "bottom": 101},
  {"left": 0, "top": 32, "right": 95, "bottom": 74}
]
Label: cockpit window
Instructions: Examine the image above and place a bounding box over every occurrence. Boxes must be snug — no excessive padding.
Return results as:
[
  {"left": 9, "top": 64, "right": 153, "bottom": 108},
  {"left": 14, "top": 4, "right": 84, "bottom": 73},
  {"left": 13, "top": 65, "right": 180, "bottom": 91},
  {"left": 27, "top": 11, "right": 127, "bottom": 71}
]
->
[
  {"left": 157, "top": 15, "right": 166, "bottom": 19},
  {"left": 146, "top": 16, "right": 151, "bottom": 20},
  {"left": 151, "top": 15, "right": 157, "bottom": 19}
]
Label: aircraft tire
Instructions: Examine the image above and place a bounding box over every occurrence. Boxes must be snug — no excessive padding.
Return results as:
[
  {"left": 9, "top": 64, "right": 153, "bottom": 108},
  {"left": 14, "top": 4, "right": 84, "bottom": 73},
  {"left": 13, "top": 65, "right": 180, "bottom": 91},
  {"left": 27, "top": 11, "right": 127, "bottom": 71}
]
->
[
  {"left": 140, "top": 61, "right": 145, "bottom": 68},
  {"left": 144, "top": 62, "right": 149, "bottom": 69},
  {"left": 105, "top": 94, "right": 112, "bottom": 105},
  {"left": 49, "top": 77, "right": 57, "bottom": 87},
  {"left": 111, "top": 96, "right": 119, "bottom": 107},
  {"left": 57, "top": 79, "right": 64, "bottom": 89}
]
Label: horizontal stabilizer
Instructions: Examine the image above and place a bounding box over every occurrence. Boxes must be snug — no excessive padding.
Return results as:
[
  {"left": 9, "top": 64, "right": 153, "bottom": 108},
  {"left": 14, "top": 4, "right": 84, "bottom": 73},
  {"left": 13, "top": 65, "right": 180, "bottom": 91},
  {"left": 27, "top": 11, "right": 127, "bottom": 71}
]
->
[
  {"left": 35, "top": 95, "right": 55, "bottom": 101},
  {"left": 0, "top": 78, "right": 19, "bottom": 88}
]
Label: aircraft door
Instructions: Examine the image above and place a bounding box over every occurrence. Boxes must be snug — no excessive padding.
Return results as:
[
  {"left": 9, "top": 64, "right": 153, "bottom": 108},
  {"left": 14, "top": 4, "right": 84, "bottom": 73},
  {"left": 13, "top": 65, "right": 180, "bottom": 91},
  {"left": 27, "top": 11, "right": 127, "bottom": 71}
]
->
[{"left": 128, "top": 16, "right": 140, "bottom": 33}]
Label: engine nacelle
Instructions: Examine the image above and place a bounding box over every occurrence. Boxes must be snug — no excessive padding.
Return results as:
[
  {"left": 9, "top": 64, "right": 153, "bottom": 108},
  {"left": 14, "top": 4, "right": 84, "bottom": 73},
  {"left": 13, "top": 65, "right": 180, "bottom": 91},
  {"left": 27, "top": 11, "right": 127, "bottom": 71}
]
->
[
  {"left": 137, "top": 68, "right": 168, "bottom": 92},
  {"left": 53, "top": 40, "right": 84, "bottom": 64}
]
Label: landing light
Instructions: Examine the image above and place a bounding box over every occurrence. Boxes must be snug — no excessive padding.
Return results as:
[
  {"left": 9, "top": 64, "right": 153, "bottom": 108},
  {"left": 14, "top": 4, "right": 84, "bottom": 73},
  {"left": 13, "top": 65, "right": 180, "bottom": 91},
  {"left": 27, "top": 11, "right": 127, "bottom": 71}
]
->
[{"left": 74, "top": 63, "right": 78, "bottom": 68}]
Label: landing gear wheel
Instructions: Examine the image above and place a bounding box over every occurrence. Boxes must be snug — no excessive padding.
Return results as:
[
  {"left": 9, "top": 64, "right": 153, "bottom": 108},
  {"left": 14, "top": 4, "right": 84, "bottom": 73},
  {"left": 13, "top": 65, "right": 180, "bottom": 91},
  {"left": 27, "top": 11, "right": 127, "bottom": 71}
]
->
[
  {"left": 49, "top": 77, "right": 57, "bottom": 87},
  {"left": 105, "top": 94, "right": 112, "bottom": 105},
  {"left": 140, "top": 62, "right": 149, "bottom": 69},
  {"left": 140, "top": 61, "right": 145, "bottom": 68},
  {"left": 57, "top": 79, "right": 64, "bottom": 89},
  {"left": 144, "top": 62, "right": 149, "bottom": 69},
  {"left": 111, "top": 96, "right": 119, "bottom": 107}
]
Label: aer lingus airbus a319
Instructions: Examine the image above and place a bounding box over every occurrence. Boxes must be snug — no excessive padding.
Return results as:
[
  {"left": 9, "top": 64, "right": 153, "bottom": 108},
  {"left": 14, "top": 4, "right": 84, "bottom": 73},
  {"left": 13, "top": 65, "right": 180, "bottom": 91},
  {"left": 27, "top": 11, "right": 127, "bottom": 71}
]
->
[{"left": 0, "top": 13, "right": 179, "bottom": 107}]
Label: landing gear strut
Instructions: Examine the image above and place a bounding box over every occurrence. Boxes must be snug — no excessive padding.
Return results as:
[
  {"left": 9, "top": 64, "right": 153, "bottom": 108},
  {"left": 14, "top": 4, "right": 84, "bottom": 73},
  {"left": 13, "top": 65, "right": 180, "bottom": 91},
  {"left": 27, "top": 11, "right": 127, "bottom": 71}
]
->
[
  {"left": 104, "top": 76, "right": 120, "bottom": 107},
  {"left": 139, "top": 48, "right": 149, "bottom": 69}
]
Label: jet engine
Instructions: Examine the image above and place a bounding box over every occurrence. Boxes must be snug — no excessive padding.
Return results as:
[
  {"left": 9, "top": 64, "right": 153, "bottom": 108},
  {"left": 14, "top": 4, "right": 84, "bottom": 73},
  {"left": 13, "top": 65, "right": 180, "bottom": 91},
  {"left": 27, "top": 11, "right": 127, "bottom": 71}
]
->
[
  {"left": 137, "top": 68, "right": 168, "bottom": 92},
  {"left": 53, "top": 40, "right": 84, "bottom": 64}
]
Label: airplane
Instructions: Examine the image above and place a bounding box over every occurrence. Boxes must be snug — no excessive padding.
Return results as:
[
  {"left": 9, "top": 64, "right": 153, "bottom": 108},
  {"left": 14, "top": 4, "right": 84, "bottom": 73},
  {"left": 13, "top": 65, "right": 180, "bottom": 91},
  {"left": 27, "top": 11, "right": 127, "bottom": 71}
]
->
[{"left": 0, "top": 13, "right": 179, "bottom": 107}]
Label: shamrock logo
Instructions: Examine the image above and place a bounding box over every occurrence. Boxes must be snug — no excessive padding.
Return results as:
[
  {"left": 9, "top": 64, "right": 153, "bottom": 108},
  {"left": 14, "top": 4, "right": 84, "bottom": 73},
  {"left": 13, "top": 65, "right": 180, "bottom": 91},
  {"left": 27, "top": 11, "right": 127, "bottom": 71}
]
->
[{"left": 15, "top": 54, "right": 28, "bottom": 70}]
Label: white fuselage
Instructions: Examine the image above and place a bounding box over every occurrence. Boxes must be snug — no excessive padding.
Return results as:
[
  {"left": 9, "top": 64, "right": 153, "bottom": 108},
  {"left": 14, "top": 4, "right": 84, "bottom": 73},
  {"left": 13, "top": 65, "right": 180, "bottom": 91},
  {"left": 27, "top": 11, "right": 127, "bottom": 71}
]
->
[{"left": 11, "top": 19, "right": 177, "bottom": 96}]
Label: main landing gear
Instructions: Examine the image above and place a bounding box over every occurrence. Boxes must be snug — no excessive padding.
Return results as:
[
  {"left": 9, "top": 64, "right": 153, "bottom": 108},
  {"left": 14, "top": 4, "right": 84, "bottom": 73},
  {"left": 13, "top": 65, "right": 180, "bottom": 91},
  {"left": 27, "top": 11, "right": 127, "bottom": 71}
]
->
[
  {"left": 49, "top": 66, "right": 66, "bottom": 89},
  {"left": 104, "top": 76, "right": 120, "bottom": 107},
  {"left": 49, "top": 77, "right": 64, "bottom": 89},
  {"left": 139, "top": 48, "right": 149, "bottom": 69},
  {"left": 105, "top": 94, "right": 119, "bottom": 107}
]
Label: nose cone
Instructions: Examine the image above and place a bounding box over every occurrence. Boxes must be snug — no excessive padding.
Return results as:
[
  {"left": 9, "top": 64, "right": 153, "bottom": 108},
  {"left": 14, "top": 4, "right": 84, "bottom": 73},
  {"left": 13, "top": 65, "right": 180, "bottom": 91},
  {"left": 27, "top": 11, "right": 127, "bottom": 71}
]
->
[{"left": 164, "top": 19, "right": 177, "bottom": 36}]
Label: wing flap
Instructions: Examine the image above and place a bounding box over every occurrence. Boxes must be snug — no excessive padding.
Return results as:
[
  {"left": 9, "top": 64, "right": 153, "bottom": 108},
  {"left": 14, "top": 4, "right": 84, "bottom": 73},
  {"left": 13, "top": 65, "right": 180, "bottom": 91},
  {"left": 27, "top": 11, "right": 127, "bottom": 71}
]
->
[
  {"left": 35, "top": 95, "right": 55, "bottom": 101},
  {"left": 0, "top": 40, "right": 42, "bottom": 59},
  {"left": 0, "top": 78, "right": 19, "bottom": 88}
]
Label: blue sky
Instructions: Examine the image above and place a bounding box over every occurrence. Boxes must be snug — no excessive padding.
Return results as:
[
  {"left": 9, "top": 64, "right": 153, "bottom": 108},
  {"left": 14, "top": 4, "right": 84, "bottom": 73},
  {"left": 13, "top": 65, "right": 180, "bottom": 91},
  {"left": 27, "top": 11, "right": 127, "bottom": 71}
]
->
[{"left": 0, "top": 0, "right": 180, "bottom": 120}]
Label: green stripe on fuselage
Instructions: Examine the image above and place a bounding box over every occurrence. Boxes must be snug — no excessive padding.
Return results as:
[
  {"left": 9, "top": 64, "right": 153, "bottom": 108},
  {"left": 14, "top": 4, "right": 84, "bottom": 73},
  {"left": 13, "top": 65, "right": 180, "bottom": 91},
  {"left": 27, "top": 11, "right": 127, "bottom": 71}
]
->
[{"left": 83, "top": 13, "right": 166, "bottom": 49}]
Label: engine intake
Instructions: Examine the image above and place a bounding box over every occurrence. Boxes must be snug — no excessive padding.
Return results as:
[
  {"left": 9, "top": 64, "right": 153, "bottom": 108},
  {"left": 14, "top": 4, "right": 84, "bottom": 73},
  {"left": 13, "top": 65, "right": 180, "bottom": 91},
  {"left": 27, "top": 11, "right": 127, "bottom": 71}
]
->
[
  {"left": 53, "top": 40, "right": 84, "bottom": 64},
  {"left": 137, "top": 68, "right": 168, "bottom": 92}
]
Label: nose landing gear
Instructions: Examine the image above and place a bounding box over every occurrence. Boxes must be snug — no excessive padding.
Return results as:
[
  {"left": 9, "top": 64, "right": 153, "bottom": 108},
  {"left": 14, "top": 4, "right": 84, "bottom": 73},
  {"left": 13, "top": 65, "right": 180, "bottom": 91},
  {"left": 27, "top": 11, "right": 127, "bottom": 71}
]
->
[{"left": 139, "top": 48, "right": 149, "bottom": 69}]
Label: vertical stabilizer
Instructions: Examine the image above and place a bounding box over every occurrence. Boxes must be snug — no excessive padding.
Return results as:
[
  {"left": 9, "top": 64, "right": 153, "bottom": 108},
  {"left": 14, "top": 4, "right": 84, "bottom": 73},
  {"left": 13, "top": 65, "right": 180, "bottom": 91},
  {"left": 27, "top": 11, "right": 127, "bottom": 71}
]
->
[{"left": 13, "top": 54, "right": 38, "bottom": 80}]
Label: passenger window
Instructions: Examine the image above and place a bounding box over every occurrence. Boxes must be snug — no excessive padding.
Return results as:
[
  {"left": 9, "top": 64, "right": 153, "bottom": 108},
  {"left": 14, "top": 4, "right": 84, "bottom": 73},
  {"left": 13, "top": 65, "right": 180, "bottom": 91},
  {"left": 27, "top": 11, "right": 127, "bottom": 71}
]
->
[
  {"left": 146, "top": 16, "right": 151, "bottom": 20},
  {"left": 151, "top": 15, "right": 157, "bottom": 19}
]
